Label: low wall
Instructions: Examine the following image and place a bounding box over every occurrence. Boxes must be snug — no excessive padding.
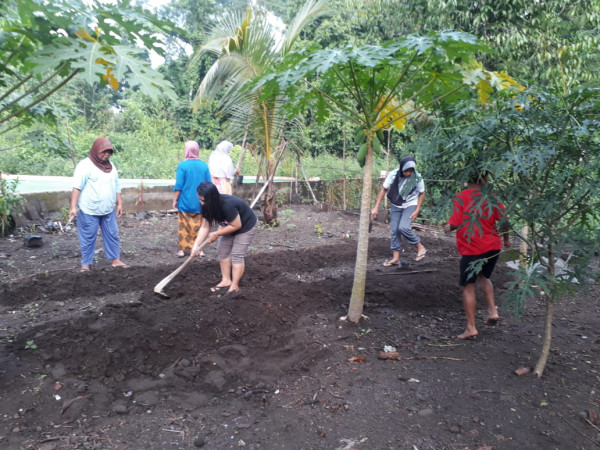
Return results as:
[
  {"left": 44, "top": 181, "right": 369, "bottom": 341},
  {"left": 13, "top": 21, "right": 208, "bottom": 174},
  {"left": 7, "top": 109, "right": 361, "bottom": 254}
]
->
[
  {"left": 10, "top": 178, "right": 367, "bottom": 232},
  {"left": 18, "top": 178, "right": 368, "bottom": 215}
]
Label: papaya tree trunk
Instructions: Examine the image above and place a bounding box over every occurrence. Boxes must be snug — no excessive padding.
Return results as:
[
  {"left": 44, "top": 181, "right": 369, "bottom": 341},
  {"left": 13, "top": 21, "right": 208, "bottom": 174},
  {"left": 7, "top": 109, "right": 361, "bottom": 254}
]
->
[
  {"left": 534, "top": 246, "right": 556, "bottom": 378},
  {"left": 534, "top": 300, "right": 554, "bottom": 378},
  {"left": 347, "top": 139, "right": 374, "bottom": 322}
]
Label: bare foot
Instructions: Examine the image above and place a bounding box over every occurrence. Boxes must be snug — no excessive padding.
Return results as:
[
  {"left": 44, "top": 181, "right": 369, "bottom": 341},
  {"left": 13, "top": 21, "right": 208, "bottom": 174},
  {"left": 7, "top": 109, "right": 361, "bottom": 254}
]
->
[
  {"left": 485, "top": 307, "right": 500, "bottom": 326},
  {"left": 485, "top": 316, "right": 501, "bottom": 326},
  {"left": 457, "top": 330, "right": 478, "bottom": 340}
]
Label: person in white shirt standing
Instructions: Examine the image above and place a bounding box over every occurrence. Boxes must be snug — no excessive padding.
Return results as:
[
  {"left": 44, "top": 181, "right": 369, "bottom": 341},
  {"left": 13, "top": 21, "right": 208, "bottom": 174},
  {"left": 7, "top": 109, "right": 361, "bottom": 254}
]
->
[
  {"left": 69, "top": 137, "right": 128, "bottom": 272},
  {"left": 208, "top": 140, "right": 240, "bottom": 195}
]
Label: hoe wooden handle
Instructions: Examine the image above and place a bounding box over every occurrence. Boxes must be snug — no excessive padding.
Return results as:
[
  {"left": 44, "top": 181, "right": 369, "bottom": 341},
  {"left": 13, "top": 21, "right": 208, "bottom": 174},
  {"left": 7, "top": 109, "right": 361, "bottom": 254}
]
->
[{"left": 153, "top": 238, "right": 211, "bottom": 297}]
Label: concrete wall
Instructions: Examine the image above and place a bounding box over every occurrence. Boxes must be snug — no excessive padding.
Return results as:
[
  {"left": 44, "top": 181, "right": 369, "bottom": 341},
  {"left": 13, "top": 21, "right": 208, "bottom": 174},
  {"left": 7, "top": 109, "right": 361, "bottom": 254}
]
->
[
  {"left": 19, "top": 178, "right": 366, "bottom": 214},
  {"left": 8, "top": 178, "right": 369, "bottom": 233}
]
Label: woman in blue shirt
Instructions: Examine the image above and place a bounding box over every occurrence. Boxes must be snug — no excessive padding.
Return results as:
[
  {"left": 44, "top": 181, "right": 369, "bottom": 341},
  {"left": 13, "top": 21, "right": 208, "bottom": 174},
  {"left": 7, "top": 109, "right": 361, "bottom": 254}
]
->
[{"left": 172, "top": 141, "right": 212, "bottom": 257}]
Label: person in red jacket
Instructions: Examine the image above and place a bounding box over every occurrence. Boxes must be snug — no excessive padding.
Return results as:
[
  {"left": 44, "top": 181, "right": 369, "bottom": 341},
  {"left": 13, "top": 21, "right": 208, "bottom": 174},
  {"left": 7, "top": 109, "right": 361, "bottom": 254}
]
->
[{"left": 443, "top": 172, "right": 510, "bottom": 339}]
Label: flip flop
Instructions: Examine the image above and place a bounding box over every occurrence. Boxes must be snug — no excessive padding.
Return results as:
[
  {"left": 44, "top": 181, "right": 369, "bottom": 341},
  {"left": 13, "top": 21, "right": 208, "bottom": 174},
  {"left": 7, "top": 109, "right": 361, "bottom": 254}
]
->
[
  {"left": 210, "top": 285, "right": 231, "bottom": 293},
  {"left": 382, "top": 260, "right": 399, "bottom": 267},
  {"left": 112, "top": 263, "right": 130, "bottom": 268},
  {"left": 415, "top": 250, "right": 427, "bottom": 261},
  {"left": 80, "top": 267, "right": 91, "bottom": 273}
]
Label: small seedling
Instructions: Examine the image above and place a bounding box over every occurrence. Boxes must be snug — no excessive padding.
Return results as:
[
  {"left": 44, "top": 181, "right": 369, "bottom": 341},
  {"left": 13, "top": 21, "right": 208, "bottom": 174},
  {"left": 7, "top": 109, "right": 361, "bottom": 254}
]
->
[
  {"left": 25, "top": 340, "right": 37, "bottom": 350},
  {"left": 33, "top": 374, "right": 47, "bottom": 394},
  {"left": 50, "top": 241, "right": 59, "bottom": 258},
  {"left": 314, "top": 224, "right": 324, "bottom": 237},
  {"left": 354, "top": 328, "right": 372, "bottom": 339}
]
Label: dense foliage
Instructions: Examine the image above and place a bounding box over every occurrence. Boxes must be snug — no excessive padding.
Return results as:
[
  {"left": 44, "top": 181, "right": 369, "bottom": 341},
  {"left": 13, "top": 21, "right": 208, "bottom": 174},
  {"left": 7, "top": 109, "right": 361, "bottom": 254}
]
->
[{"left": 2, "top": 0, "right": 598, "bottom": 183}]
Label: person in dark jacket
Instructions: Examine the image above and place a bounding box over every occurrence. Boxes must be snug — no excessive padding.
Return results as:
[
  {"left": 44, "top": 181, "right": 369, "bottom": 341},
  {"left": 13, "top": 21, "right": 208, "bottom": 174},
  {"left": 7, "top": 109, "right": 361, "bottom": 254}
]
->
[{"left": 371, "top": 157, "right": 427, "bottom": 266}]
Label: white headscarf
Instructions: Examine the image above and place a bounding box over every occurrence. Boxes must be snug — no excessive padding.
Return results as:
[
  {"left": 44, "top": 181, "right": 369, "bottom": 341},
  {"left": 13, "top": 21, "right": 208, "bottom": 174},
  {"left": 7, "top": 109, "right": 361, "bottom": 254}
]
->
[{"left": 208, "top": 140, "right": 235, "bottom": 178}]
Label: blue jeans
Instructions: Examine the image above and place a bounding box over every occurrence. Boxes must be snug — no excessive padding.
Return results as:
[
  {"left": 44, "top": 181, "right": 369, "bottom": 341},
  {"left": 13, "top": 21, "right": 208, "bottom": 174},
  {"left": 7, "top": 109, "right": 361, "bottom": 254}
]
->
[
  {"left": 389, "top": 204, "right": 419, "bottom": 251},
  {"left": 77, "top": 209, "right": 120, "bottom": 266}
]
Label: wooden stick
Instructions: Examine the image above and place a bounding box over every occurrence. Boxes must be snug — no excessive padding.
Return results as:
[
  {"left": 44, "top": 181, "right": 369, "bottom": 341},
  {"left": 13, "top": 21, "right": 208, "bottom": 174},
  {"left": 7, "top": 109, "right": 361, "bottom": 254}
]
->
[
  {"left": 249, "top": 142, "right": 287, "bottom": 209},
  {"left": 377, "top": 269, "right": 438, "bottom": 276},
  {"left": 560, "top": 416, "right": 599, "bottom": 446},
  {"left": 378, "top": 352, "right": 466, "bottom": 362}
]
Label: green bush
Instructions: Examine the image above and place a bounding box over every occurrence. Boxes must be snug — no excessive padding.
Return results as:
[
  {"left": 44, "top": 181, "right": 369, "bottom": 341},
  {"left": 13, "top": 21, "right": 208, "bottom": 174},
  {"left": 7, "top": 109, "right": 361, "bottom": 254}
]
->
[{"left": 0, "top": 174, "right": 26, "bottom": 236}]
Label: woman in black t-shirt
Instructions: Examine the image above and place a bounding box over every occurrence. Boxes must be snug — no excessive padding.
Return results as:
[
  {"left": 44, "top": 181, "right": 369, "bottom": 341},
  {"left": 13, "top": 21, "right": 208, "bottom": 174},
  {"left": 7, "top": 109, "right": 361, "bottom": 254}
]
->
[{"left": 192, "top": 182, "right": 258, "bottom": 293}]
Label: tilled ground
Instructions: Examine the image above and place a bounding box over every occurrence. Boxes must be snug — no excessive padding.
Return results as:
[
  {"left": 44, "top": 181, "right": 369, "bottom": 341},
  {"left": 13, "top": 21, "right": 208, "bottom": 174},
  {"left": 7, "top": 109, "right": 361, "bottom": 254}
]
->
[{"left": 0, "top": 205, "right": 599, "bottom": 449}]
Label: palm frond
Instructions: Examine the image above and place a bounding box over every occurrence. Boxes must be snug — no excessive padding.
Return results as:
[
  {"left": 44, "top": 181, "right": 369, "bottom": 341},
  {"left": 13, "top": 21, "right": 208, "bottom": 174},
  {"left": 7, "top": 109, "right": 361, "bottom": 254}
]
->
[
  {"left": 282, "top": 0, "right": 330, "bottom": 56},
  {"left": 192, "top": 0, "right": 325, "bottom": 160}
]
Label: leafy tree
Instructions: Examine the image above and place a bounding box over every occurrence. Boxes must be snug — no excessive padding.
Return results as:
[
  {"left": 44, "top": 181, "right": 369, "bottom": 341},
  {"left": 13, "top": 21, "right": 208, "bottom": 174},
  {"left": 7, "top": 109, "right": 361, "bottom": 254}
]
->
[
  {"left": 341, "top": 0, "right": 600, "bottom": 88},
  {"left": 260, "top": 32, "right": 517, "bottom": 322},
  {"left": 0, "top": 0, "right": 178, "bottom": 135},
  {"left": 420, "top": 86, "right": 600, "bottom": 377},
  {"left": 427, "top": 0, "right": 599, "bottom": 87},
  {"left": 64, "top": 80, "right": 121, "bottom": 129},
  {"left": 191, "top": 0, "right": 329, "bottom": 224}
]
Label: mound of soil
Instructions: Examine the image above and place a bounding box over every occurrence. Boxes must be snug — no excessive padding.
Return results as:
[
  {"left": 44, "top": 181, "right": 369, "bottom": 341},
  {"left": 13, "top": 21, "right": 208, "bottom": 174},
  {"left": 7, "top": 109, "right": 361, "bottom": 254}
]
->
[{"left": 0, "top": 205, "right": 598, "bottom": 449}]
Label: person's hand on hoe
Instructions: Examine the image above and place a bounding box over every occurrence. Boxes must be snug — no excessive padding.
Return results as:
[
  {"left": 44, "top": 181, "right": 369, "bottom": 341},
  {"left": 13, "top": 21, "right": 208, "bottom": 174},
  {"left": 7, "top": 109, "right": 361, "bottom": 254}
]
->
[
  {"left": 69, "top": 207, "right": 77, "bottom": 222},
  {"left": 370, "top": 207, "right": 379, "bottom": 221}
]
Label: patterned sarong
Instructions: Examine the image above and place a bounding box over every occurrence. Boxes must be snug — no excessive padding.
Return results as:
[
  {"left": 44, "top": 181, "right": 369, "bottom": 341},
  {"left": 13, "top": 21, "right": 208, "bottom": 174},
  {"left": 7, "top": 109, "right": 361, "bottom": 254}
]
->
[{"left": 177, "top": 212, "right": 202, "bottom": 252}]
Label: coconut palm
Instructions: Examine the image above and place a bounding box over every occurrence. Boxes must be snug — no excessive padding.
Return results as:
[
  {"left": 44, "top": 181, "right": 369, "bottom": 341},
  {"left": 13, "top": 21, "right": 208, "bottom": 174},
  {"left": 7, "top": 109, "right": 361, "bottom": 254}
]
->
[{"left": 191, "top": 0, "right": 328, "bottom": 223}]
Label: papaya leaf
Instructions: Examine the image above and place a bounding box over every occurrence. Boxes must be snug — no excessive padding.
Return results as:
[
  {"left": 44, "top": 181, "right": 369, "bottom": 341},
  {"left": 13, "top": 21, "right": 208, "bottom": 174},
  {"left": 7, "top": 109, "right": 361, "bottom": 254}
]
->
[{"left": 112, "top": 45, "right": 176, "bottom": 100}]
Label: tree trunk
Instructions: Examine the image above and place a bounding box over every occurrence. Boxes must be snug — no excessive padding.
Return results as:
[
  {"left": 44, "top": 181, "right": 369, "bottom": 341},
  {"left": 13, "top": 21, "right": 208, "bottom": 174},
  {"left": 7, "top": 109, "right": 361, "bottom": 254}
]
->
[
  {"left": 347, "top": 139, "right": 374, "bottom": 323},
  {"left": 261, "top": 182, "right": 278, "bottom": 225},
  {"left": 519, "top": 224, "right": 528, "bottom": 268},
  {"left": 534, "top": 300, "right": 554, "bottom": 378},
  {"left": 342, "top": 128, "right": 347, "bottom": 210},
  {"left": 534, "top": 247, "right": 556, "bottom": 378},
  {"left": 260, "top": 158, "right": 280, "bottom": 225}
]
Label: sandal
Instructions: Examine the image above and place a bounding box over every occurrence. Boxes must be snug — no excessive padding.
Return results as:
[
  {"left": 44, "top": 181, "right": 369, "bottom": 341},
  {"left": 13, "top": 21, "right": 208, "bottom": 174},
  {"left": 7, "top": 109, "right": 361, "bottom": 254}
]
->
[
  {"left": 80, "top": 267, "right": 91, "bottom": 273},
  {"left": 210, "top": 285, "right": 231, "bottom": 293},
  {"left": 415, "top": 250, "right": 427, "bottom": 261},
  {"left": 112, "top": 263, "right": 130, "bottom": 268},
  {"left": 382, "top": 260, "right": 399, "bottom": 267}
]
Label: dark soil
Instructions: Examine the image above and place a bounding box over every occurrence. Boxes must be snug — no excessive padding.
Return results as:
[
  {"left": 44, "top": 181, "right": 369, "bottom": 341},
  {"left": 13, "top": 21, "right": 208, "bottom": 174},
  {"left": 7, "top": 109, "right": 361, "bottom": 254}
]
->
[{"left": 0, "top": 204, "right": 598, "bottom": 449}]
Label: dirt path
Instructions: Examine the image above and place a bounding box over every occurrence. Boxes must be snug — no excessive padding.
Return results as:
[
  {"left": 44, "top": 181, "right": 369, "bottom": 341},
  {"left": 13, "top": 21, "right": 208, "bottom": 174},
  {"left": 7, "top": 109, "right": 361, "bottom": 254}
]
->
[{"left": 1, "top": 205, "right": 599, "bottom": 449}]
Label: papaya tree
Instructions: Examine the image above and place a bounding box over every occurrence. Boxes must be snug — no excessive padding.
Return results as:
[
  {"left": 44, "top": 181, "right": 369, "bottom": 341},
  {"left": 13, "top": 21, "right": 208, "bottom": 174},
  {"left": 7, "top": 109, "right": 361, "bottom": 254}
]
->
[
  {"left": 420, "top": 86, "right": 600, "bottom": 377},
  {"left": 0, "top": 0, "right": 178, "bottom": 134},
  {"left": 258, "top": 31, "right": 519, "bottom": 322}
]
